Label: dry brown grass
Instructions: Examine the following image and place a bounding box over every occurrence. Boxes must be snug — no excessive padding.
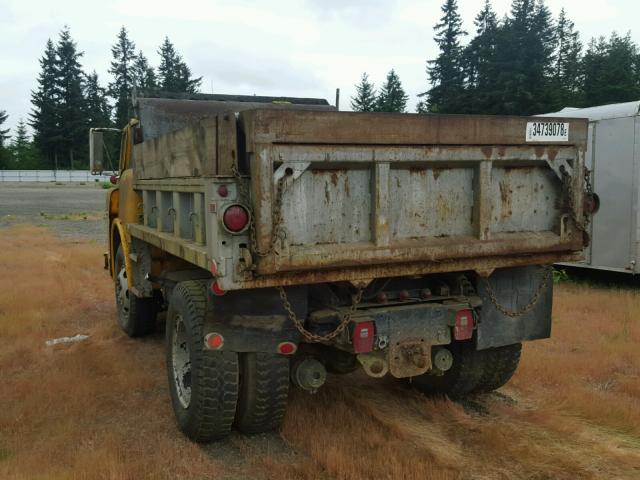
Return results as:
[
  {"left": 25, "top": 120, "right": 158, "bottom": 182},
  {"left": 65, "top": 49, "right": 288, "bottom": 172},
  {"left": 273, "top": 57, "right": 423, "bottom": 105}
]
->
[
  {"left": 0, "top": 226, "right": 223, "bottom": 479},
  {"left": 1, "top": 225, "right": 639, "bottom": 479}
]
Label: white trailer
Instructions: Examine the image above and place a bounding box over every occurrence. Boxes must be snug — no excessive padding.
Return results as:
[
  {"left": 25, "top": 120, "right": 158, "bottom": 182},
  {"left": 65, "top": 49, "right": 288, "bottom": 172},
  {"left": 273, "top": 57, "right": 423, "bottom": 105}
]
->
[{"left": 545, "top": 101, "right": 640, "bottom": 274}]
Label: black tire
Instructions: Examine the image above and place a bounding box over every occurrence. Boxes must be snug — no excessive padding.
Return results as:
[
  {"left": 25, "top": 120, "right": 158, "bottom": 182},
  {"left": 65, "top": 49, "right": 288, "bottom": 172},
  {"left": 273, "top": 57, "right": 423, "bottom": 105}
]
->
[
  {"left": 411, "top": 341, "right": 484, "bottom": 398},
  {"left": 166, "top": 281, "right": 239, "bottom": 442},
  {"left": 235, "top": 352, "right": 290, "bottom": 434},
  {"left": 473, "top": 343, "right": 522, "bottom": 393},
  {"left": 114, "top": 245, "right": 156, "bottom": 337}
]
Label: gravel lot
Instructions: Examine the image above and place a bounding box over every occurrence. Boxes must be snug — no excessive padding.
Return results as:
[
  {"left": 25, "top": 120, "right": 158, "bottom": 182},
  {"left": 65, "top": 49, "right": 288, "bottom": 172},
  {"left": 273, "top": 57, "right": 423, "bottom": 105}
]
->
[{"left": 0, "top": 183, "right": 107, "bottom": 243}]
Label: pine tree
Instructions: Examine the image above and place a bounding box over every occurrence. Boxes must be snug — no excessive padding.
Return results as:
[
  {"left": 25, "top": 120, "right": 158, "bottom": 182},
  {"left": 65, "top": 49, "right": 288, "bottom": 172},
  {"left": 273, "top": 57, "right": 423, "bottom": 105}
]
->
[
  {"left": 55, "top": 27, "right": 87, "bottom": 169},
  {"left": 602, "top": 32, "right": 640, "bottom": 103},
  {"left": 551, "top": 9, "right": 582, "bottom": 109},
  {"left": 0, "top": 110, "right": 10, "bottom": 169},
  {"left": 351, "top": 73, "right": 377, "bottom": 112},
  {"left": 425, "top": 0, "right": 467, "bottom": 113},
  {"left": 133, "top": 51, "right": 157, "bottom": 91},
  {"left": 157, "top": 37, "right": 202, "bottom": 93},
  {"left": 581, "top": 33, "right": 640, "bottom": 107},
  {"left": 85, "top": 71, "right": 112, "bottom": 128},
  {"left": 491, "top": 0, "right": 556, "bottom": 115},
  {"left": 581, "top": 37, "right": 608, "bottom": 106},
  {"left": 30, "top": 39, "right": 61, "bottom": 169},
  {"left": 375, "top": 69, "right": 409, "bottom": 112},
  {"left": 463, "top": 0, "right": 500, "bottom": 113},
  {"left": 109, "top": 27, "right": 136, "bottom": 129},
  {"left": 9, "top": 119, "right": 39, "bottom": 169}
]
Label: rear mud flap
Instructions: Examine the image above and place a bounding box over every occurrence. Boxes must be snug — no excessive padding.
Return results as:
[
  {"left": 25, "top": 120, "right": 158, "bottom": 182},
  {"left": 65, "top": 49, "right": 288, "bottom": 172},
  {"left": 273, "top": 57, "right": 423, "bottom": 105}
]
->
[{"left": 476, "top": 265, "right": 552, "bottom": 349}]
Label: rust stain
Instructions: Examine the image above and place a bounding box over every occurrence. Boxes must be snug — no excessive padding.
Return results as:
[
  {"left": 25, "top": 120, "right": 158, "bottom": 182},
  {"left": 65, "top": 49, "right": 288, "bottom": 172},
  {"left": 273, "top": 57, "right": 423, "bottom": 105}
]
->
[
  {"left": 324, "top": 182, "right": 330, "bottom": 203},
  {"left": 497, "top": 146, "right": 506, "bottom": 157},
  {"left": 499, "top": 181, "right": 512, "bottom": 218},
  {"left": 330, "top": 172, "right": 339, "bottom": 186},
  {"left": 344, "top": 174, "right": 350, "bottom": 197},
  {"left": 534, "top": 146, "right": 545, "bottom": 158},
  {"left": 547, "top": 148, "right": 558, "bottom": 161},
  {"left": 481, "top": 146, "right": 493, "bottom": 158},
  {"left": 432, "top": 168, "right": 442, "bottom": 181}
]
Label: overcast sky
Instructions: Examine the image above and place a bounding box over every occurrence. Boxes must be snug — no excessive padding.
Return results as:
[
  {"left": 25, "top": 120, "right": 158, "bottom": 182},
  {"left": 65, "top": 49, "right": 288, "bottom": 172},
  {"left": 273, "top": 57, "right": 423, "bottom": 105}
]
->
[{"left": 1, "top": 0, "right": 639, "bottom": 135}]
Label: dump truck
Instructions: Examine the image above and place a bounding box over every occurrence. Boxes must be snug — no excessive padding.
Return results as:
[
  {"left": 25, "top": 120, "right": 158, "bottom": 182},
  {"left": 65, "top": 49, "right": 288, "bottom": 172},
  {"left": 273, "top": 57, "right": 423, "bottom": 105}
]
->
[{"left": 91, "top": 91, "right": 596, "bottom": 442}]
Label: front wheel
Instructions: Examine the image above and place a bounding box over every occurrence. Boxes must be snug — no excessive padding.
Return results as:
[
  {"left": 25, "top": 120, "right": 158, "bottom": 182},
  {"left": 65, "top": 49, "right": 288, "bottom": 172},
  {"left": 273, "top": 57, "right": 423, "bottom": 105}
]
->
[
  {"left": 166, "top": 281, "right": 239, "bottom": 442},
  {"left": 114, "top": 245, "right": 156, "bottom": 337}
]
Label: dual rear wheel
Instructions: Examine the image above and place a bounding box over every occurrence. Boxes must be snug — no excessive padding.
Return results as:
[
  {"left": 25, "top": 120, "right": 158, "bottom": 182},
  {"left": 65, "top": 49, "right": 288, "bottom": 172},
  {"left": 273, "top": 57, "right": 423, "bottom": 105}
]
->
[
  {"left": 165, "top": 281, "right": 290, "bottom": 442},
  {"left": 411, "top": 341, "right": 522, "bottom": 398}
]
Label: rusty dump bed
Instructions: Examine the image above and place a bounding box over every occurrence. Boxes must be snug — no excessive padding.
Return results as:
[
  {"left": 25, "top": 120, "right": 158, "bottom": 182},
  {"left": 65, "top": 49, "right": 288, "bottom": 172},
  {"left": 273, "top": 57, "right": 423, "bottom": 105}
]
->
[{"left": 131, "top": 108, "right": 588, "bottom": 290}]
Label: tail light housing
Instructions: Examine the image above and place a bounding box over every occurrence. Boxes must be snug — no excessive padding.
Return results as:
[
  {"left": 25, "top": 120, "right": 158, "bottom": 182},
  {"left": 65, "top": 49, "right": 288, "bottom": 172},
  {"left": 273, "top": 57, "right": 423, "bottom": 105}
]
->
[
  {"left": 352, "top": 321, "right": 375, "bottom": 353},
  {"left": 454, "top": 309, "right": 475, "bottom": 340},
  {"left": 221, "top": 204, "right": 250, "bottom": 234}
]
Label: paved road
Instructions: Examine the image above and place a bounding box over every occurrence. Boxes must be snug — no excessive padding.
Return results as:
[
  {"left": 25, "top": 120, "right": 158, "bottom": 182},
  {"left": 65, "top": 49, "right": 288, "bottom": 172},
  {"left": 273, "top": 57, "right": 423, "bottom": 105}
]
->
[{"left": 0, "top": 183, "right": 107, "bottom": 242}]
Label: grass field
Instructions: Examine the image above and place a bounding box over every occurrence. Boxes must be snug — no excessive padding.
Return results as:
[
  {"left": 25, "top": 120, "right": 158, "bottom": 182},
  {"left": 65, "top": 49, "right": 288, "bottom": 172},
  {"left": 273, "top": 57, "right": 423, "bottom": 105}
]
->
[{"left": 0, "top": 225, "right": 639, "bottom": 479}]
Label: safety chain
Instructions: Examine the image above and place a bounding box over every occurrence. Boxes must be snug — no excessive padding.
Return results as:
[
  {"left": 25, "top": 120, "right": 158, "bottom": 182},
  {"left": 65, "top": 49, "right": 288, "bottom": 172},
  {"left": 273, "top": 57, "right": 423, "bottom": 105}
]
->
[
  {"left": 231, "top": 163, "right": 287, "bottom": 258},
  {"left": 482, "top": 266, "right": 553, "bottom": 318},
  {"left": 278, "top": 285, "right": 365, "bottom": 342}
]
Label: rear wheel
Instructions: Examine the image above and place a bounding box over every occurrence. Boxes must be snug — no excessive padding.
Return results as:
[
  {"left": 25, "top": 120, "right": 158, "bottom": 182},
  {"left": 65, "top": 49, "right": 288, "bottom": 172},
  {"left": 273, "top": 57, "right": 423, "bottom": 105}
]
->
[
  {"left": 235, "top": 352, "right": 290, "bottom": 434},
  {"left": 473, "top": 343, "right": 522, "bottom": 393},
  {"left": 166, "top": 281, "right": 239, "bottom": 442},
  {"left": 114, "top": 245, "right": 156, "bottom": 337},
  {"left": 411, "top": 341, "right": 484, "bottom": 398}
]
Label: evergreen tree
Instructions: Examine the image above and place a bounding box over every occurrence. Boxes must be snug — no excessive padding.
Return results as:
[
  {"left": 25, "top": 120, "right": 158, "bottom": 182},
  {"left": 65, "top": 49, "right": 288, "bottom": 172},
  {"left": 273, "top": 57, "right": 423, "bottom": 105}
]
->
[
  {"left": 491, "top": 0, "right": 556, "bottom": 115},
  {"left": 9, "top": 119, "right": 39, "bottom": 169},
  {"left": 425, "top": 0, "right": 467, "bottom": 113},
  {"left": 157, "top": 37, "right": 202, "bottom": 93},
  {"left": 581, "top": 33, "right": 640, "bottom": 106},
  {"left": 133, "top": 51, "right": 157, "bottom": 90},
  {"left": 0, "top": 110, "right": 10, "bottom": 169},
  {"left": 375, "top": 69, "right": 409, "bottom": 112},
  {"left": 601, "top": 32, "right": 640, "bottom": 103},
  {"left": 551, "top": 9, "right": 582, "bottom": 109},
  {"left": 85, "top": 71, "right": 112, "bottom": 128},
  {"left": 30, "top": 39, "right": 61, "bottom": 169},
  {"left": 351, "top": 73, "right": 377, "bottom": 111},
  {"left": 109, "top": 27, "right": 136, "bottom": 128},
  {"left": 55, "top": 27, "right": 87, "bottom": 169},
  {"left": 462, "top": 0, "right": 500, "bottom": 113}
]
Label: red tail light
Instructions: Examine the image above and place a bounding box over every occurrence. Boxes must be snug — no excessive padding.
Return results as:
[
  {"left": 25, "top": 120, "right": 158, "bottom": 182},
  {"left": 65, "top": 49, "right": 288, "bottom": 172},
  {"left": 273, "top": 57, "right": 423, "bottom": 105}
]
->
[
  {"left": 352, "top": 321, "right": 375, "bottom": 353},
  {"left": 277, "top": 342, "right": 297, "bottom": 355},
  {"left": 204, "top": 333, "right": 224, "bottom": 350},
  {"left": 222, "top": 204, "right": 249, "bottom": 233},
  {"left": 454, "top": 309, "right": 474, "bottom": 340}
]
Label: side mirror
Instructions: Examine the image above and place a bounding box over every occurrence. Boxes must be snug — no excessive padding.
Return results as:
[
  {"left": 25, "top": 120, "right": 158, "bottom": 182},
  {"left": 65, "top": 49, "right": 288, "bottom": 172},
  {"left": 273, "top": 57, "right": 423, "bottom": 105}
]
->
[{"left": 89, "top": 129, "right": 105, "bottom": 175}]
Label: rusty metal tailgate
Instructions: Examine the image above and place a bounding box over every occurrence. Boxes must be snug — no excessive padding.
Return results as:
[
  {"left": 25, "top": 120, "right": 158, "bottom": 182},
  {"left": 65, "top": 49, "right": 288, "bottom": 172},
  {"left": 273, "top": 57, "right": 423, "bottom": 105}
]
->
[{"left": 240, "top": 110, "right": 588, "bottom": 277}]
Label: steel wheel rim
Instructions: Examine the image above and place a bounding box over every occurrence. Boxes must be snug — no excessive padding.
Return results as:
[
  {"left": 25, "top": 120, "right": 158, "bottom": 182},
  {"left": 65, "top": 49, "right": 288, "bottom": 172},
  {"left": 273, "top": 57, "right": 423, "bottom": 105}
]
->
[
  {"left": 116, "top": 263, "right": 130, "bottom": 321},
  {"left": 171, "top": 314, "right": 191, "bottom": 409}
]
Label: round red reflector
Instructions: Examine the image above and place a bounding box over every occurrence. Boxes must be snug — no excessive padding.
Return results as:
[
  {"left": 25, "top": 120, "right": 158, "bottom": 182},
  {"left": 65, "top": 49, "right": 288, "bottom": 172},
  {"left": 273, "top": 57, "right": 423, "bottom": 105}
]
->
[
  {"left": 211, "top": 281, "right": 226, "bottom": 296},
  {"left": 109, "top": 175, "right": 118, "bottom": 185},
  {"left": 217, "top": 185, "right": 229, "bottom": 197},
  {"left": 205, "top": 333, "right": 224, "bottom": 349},
  {"left": 222, "top": 205, "right": 249, "bottom": 233},
  {"left": 277, "top": 342, "right": 297, "bottom": 355}
]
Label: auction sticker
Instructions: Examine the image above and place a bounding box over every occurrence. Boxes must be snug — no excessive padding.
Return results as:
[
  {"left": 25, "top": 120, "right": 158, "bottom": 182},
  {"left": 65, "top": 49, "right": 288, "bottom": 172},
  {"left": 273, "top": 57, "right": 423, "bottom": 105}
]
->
[{"left": 526, "top": 121, "right": 569, "bottom": 142}]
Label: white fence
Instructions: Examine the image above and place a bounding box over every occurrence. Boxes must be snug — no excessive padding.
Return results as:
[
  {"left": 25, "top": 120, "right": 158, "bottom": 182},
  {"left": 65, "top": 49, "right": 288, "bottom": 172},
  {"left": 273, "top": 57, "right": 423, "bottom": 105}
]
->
[{"left": 0, "top": 170, "right": 116, "bottom": 183}]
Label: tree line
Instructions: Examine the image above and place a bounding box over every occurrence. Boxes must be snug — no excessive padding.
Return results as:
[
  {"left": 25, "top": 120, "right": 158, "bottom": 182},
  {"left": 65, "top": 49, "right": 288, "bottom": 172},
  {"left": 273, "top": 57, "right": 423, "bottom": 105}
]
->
[
  {"left": 351, "top": 0, "right": 640, "bottom": 115},
  {"left": 0, "top": 26, "right": 201, "bottom": 170},
  {"left": 3, "top": 1, "right": 640, "bottom": 169}
]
